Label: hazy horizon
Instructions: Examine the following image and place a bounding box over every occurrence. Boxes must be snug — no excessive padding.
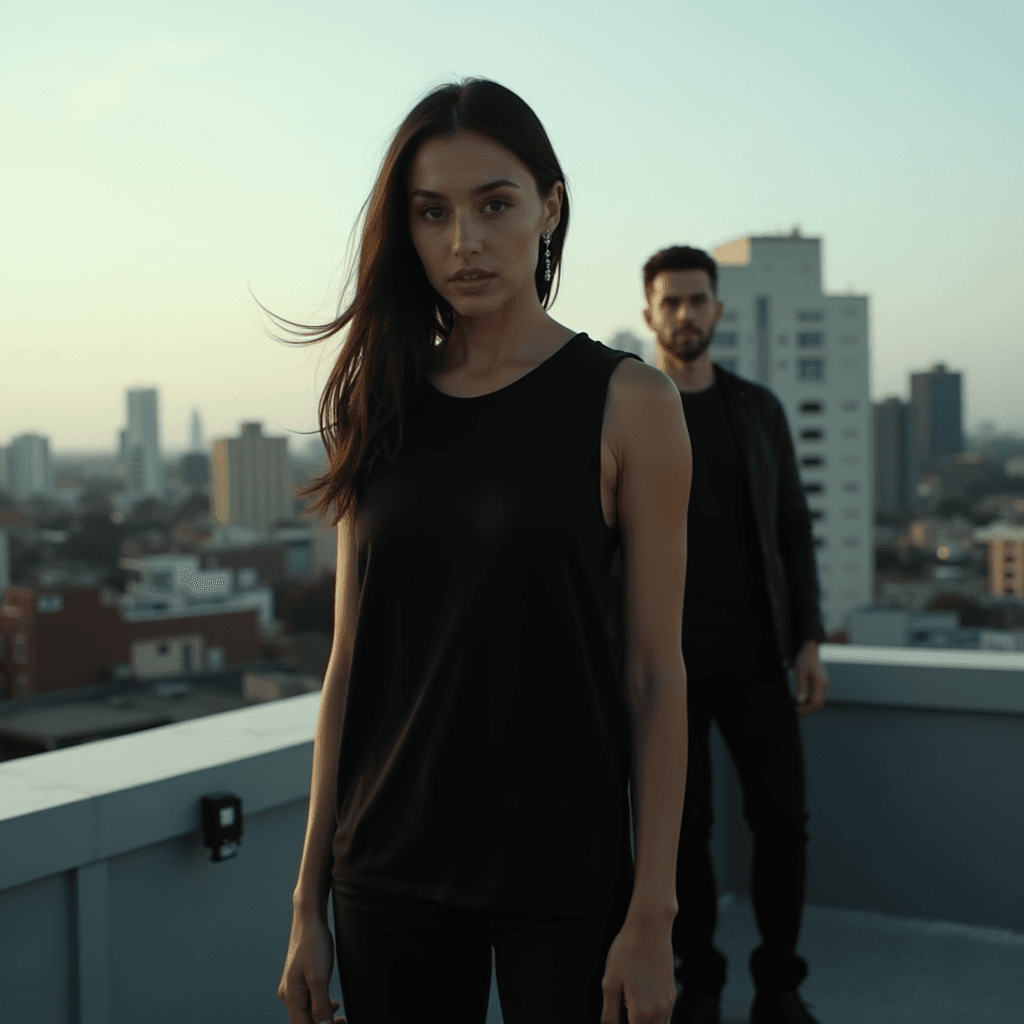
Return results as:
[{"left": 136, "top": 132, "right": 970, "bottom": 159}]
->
[{"left": 4, "top": 0, "right": 1022, "bottom": 451}]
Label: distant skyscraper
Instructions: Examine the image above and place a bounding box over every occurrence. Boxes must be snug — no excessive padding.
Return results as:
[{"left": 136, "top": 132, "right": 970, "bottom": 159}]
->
[
  {"left": 211, "top": 422, "right": 294, "bottom": 538},
  {"left": 5, "top": 433, "right": 54, "bottom": 500},
  {"left": 910, "top": 363, "right": 962, "bottom": 460},
  {"left": 181, "top": 452, "right": 211, "bottom": 491},
  {"left": 189, "top": 408, "right": 205, "bottom": 452},
  {"left": 0, "top": 530, "right": 10, "bottom": 594},
  {"left": 873, "top": 397, "right": 919, "bottom": 517},
  {"left": 710, "top": 231, "right": 872, "bottom": 635},
  {"left": 125, "top": 388, "right": 162, "bottom": 499}
]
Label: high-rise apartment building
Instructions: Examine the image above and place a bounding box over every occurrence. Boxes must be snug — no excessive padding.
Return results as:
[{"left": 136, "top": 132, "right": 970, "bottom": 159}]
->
[
  {"left": 709, "top": 232, "right": 872, "bottom": 635},
  {"left": 211, "top": 422, "right": 294, "bottom": 539},
  {"left": 873, "top": 397, "right": 919, "bottom": 517},
  {"left": 608, "top": 330, "right": 647, "bottom": 361},
  {"left": 910, "top": 363, "right": 962, "bottom": 460},
  {"left": 124, "top": 388, "right": 163, "bottom": 498},
  {"left": 4, "top": 433, "right": 54, "bottom": 500}
]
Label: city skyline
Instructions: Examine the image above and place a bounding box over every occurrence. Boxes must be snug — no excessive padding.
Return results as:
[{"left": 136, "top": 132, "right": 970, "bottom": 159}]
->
[{"left": 3, "top": 1, "right": 1021, "bottom": 452}]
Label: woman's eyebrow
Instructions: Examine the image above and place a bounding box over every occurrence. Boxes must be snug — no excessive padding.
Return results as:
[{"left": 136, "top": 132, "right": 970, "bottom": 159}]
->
[{"left": 410, "top": 179, "right": 521, "bottom": 201}]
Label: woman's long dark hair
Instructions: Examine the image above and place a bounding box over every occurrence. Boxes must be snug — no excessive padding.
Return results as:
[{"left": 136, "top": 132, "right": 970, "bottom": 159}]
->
[{"left": 265, "top": 78, "right": 570, "bottom": 528}]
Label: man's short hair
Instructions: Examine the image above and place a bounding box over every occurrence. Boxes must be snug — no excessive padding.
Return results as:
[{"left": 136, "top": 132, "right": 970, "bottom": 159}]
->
[{"left": 643, "top": 245, "right": 718, "bottom": 299}]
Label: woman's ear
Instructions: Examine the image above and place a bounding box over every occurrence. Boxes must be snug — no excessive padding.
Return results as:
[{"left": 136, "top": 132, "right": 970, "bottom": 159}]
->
[{"left": 543, "top": 180, "right": 564, "bottom": 235}]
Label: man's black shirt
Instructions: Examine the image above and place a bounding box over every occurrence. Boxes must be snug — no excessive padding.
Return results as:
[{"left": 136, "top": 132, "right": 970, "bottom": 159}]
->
[{"left": 679, "top": 382, "right": 778, "bottom": 675}]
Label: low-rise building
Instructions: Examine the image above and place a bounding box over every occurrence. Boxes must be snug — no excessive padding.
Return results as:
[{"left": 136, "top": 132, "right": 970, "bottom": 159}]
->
[
  {"left": 908, "top": 515, "right": 975, "bottom": 561},
  {"left": 973, "top": 522, "right": 1024, "bottom": 600},
  {"left": 0, "top": 552, "right": 274, "bottom": 700},
  {"left": 848, "top": 605, "right": 1024, "bottom": 650}
]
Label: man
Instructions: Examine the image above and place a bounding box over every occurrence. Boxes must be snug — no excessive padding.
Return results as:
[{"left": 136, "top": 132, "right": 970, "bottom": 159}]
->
[{"left": 639, "top": 245, "right": 829, "bottom": 1024}]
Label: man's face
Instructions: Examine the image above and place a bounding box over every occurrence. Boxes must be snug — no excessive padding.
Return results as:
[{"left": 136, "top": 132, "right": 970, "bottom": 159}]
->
[{"left": 643, "top": 269, "right": 724, "bottom": 363}]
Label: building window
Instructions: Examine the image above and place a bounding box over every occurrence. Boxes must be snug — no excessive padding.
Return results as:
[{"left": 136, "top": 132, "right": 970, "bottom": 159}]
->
[
  {"left": 798, "top": 358, "right": 825, "bottom": 381},
  {"left": 716, "top": 359, "right": 738, "bottom": 373},
  {"left": 804, "top": 482, "right": 825, "bottom": 494},
  {"left": 841, "top": 427, "right": 860, "bottom": 438},
  {"left": 714, "top": 332, "right": 738, "bottom": 347},
  {"left": 777, "top": 360, "right": 790, "bottom": 370},
  {"left": 800, "top": 428, "right": 825, "bottom": 441},
  {"left": 721, "top": 312, "right": 738, "bottom": 323},
  {"left": 799, "top": 401, "right": 825, "bottom": 414},
  {"left": 797, "top": 332, "right": 824, "bottom": 348},
  {"left": 842, "top": 481, "right": 860, "bottom": 492},
  {"left": 843, "top": 509, "right": 859, "bottom": 518},
  {"left": 841, "top": 400, "right": 859, "bottom": 411},
  {"left": 778, "top": 335, "right": 789, "bottom": 346},
  {"left": 801, "top": 455, "right": 825, "bottom": 468},
  {"left": 797, "top": 310, "right": 825, "bottom": 322}
]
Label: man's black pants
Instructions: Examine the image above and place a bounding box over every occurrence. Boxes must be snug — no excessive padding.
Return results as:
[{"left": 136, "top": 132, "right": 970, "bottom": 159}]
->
[{"left": 672, "top": 666, "right": 810, "bottom": 995}]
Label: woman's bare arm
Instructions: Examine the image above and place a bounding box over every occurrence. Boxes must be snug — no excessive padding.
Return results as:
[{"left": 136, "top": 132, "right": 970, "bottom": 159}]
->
[
  {"left": 292, "top": 509, "right": 360, "bottom": 918},
  {"left": 611, "top": 358, "right": 691, "bottom": 924}
]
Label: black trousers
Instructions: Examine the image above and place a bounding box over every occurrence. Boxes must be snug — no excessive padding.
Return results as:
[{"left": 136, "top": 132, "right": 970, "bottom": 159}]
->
[
  {"left": 332, "top": 881, "right": 633, "bottom": 1024},
  {"left": 672, "top": 666, "right": 810, "bottom": 995}
]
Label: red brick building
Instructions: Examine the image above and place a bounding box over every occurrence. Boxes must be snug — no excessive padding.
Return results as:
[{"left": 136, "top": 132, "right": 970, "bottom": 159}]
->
[{"left": 0, "top": 584, "right": 261, "bottom": 701}]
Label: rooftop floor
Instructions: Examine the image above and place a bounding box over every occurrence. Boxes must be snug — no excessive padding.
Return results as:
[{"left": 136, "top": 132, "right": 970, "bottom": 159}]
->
[{"left": 477, "top": 893, "right": 1024, "bottom": 1024}]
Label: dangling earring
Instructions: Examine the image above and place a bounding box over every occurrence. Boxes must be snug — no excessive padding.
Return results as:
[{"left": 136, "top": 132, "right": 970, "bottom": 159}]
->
[{"left": 543, "top": 231, "right": 552, "bottom": 282}]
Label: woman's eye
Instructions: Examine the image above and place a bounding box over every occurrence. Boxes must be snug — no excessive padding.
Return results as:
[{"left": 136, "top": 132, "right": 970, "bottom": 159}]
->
[
  {"left": 485, "top": 199, "right": 510, "bottom": 214},
  {"left": 420, "top": 206, "right": 443, "bottom": 220}
]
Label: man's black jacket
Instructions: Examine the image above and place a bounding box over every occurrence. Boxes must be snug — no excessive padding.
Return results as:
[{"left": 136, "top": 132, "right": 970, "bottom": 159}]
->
[{"left": 605, "top": 361, "right": 826, "bottom": 674}]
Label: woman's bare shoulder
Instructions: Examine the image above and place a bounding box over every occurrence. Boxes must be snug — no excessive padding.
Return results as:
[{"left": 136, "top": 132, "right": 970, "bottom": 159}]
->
[{"left": 606, "top": 358, "right": 684, "bottom": 456}]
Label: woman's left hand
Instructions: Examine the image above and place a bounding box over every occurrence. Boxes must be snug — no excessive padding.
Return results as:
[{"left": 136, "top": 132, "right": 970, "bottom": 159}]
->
[{"left": 599, "top": 914, "right": 677, "bottom": 1023}]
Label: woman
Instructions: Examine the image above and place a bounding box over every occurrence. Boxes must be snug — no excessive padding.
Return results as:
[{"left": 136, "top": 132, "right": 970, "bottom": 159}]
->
[{"left": 275, "top": 78, "right": 691, "bottom": 1024}]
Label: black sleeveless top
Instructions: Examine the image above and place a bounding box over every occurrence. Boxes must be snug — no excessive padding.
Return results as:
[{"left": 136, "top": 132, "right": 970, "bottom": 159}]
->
[{"left": 331, "top": 333, "right": 641, "bottom": 915}]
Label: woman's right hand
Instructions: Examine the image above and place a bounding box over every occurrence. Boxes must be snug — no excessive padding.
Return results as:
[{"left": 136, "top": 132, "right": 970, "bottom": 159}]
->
[{"left": 278, "top": 905, "right": 346, "bottom": 1024}]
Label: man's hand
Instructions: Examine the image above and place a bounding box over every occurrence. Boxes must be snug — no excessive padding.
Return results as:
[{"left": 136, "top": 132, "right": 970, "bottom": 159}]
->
[{"left": 793, "top": 639, "right": 829, "bottom": 716}]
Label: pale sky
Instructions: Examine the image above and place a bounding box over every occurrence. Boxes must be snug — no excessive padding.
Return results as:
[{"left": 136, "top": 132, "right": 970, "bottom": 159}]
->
[{"left": 2, "top": 0, "right": 1022, "bottom": 455}]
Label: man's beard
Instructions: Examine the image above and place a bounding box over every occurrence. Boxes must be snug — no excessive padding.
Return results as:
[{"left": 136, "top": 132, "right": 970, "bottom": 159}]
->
[{"left": 672, "top": 325, "right": 716, "bottom": 363}]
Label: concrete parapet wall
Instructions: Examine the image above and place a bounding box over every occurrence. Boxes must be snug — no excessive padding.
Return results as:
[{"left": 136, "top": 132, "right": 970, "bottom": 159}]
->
[{"left": 1, "top": 646, "right": 1021, "bottom": 1022}]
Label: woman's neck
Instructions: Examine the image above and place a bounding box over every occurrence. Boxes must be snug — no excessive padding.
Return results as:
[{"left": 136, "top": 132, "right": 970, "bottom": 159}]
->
[{"left": 444, "top": 291, "right": 560, "bottom": 373}]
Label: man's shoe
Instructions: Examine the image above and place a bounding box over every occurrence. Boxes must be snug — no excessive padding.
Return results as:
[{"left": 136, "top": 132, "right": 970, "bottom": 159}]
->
[
  {"left": 749, "top": 990, "right": 821, "bottom": 1024},
  {"left": 671, "top": 989, "right": 723, "bottom": 1024}
]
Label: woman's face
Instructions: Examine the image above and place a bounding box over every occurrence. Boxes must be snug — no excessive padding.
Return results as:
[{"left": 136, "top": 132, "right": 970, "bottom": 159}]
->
[{"left": 408, "top": 129, "right": 562, "bottom": 318}]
